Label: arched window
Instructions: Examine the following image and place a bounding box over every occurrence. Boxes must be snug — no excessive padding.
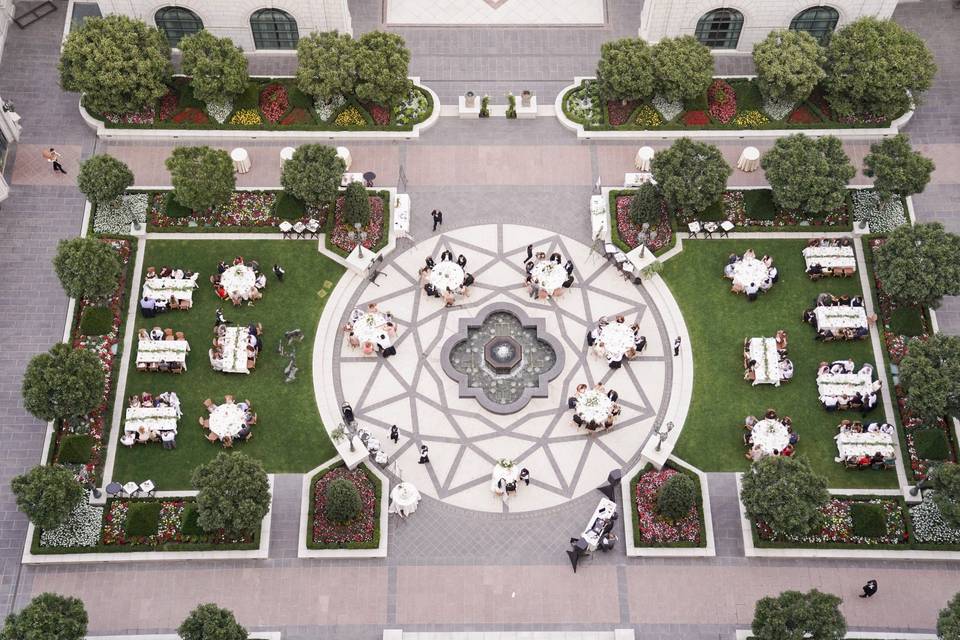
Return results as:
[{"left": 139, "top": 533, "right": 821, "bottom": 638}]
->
[
  {"left": 790, "top": 6, "right": 840, "bottom": 45},
  {"left": 154, "top": 6, "right": 203, "bottom": 47},
  {"left": 250, "top": 9, "right": 299, "bottom": 50},
  {"left": 694, "top": 8, "right": 744, "bottom": 49}
]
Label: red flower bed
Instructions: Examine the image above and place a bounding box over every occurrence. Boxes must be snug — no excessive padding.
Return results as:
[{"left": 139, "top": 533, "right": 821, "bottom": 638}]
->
[
  {"left": 259, "top": 83, "right": 289, "bottom": 123},
  {"left": 788, "top": 105, "right": 818, "bottom": 124},
  {"left": 615, "top": 194, "right": 672, "bottom": 253},
  {"left": 682, "top": 110, "right": 710, "bottom": 126},
  {"left": 607, "top": 100, "right": 638, "bottom": 126},
  {"left": 809, "top": 88, "right": 832, "bottom": 119},
  {"left": 280, "top": 107, "right": 312, "bottom": 125},
  {"left": 329, "top": 194, "right": 385, "bottom": 253},
  {"left": 171, "top": 108, "right": 208, "bottom": 124},
  {"left": 634, "top": 468, "right": 701, "bottom": 544},
  {"left": 363, "top": 102, "right": 391, "bottom": 126},
  {"left": 312, "top": 467, "right": 377, "bottom": 545},
  {"left": 102, "top": 499, "right": 252, "bottom": 547},
  {"left": 157, "top": 89, "right": 179, "bottom": 121},
  {"left": 707, "top": 79, "right": 736, "bottom": 124}
]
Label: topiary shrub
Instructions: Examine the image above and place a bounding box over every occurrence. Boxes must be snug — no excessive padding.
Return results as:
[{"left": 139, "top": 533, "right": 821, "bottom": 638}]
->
[
  {"left": 0, "top": 592, "right": 88, "bottom": 640},
  {"left": 656, "top": 472, "right": 696, "bottom": 521},
  {"left": 343, "top": 181, "right": 371, "bottom": 226},
  {"left": 57, "top": 434, "right": 94, "bottom": 465},
  {"left": 164, "top": 192, "right": 192, "bottom": 218},
  {"left": 629, "top": 183, "right": 661, "bottom": 227},
  {"left": 914, "top": 428, "right": 950, "bottom": 461},
  {"left": 850, "top": 502, "right": 888, "bottom": 538},
  {"left": 79, "top": 306, "right": 114, "bottom": 336},
  {"left": 180, "top": 503, "right": 206, "bottom": 536},
  {"left": 124, "top": 501, "right": 162, "bottom": 537},
  {"left": 324, "top": 477, "right": 362, "bottom": 524},
  {"left": 274, "top": 191, "right": 306, "bottom": 220}
]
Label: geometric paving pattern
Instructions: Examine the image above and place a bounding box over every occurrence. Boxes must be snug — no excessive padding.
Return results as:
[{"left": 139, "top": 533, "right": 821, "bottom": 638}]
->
[{"left": 335, "top": 225, "right": 674, "bottom": 512}]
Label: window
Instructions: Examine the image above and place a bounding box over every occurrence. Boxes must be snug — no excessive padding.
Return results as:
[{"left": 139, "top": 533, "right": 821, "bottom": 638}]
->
[
  {"left": 790, "top": 6, "right": 839, "bottom": 45},
  {"left": 694, "top": 8, "right": 744, "bottom": 49},
  {"left": 250, "top": 9, "right": 299, "bottom": 50},
  {"left": 154, "top": 6, "right": 203, "bottom": 47}
]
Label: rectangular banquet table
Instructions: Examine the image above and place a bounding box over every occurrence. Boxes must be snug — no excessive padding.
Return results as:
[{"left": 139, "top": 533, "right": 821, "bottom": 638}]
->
[
  {"left": 136, "top": 339, "right": 189, "bottom": 366},
  {"left": 581, "top": 498, "right": 617, "bottom": 550},
  {"left": 124, "top": 406, "right": 178, "bottom": 434},
  {"left": 143, "top": 276, "right": 196, "bottom": 303},
  {"left": 835, "top": 432, "right": 894, "bottom": 461},
  {"left": 802, "top": 246, "right": 856, "bottom": 271},
  {"left": 814, "top": 306, "right": 868, "bottom": 330},
  {"left": 817, "top": 371, "right": 875, "bottom": 397},
  {"left": 748, "top": 337, "right": 780, "bottom": 386},
  {"left": 220, "top": 327, "right": 250, "bottom": 374}
]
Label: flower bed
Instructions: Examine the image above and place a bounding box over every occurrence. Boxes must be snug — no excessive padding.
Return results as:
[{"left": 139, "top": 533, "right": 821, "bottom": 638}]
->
[
  {"left": 851, "top": 190, "right": 908, "bottom": 233},
  {"left": 707, "top": 79, "right": 736, "bottom": 124},
  {"left": 671, "top": 189, "right": 851, "bottom": 231},
  {"left": 910, "top": 496, "right": 960, "bottom": 546},
  {"left": 630, "top": 464, "right": 705, "bottom": 547},
  {"left": 148, "top": 191, "right": 283, "bottom": 230},
  {"left": 325, "top": 190, "right": 391, "bottom": 257},
  {"left": 606, "top": 100, "right": 638, "bottom": 127},
  {"left": 92, "top": 193, "right": 148, "bottom": 235},
  {"left": 754, "top": 497, "right": 909, "bottom": 548},
  {"left": 308, "top": 464, "right": 381, "bottom": 549},
  {"left": 561, "top": 80, "right": 603, "bottom": 127},
  {"left": 609, "top": 190, "right": 674, "bottom": 256},
  {"left": 259, "top": 83, "right": 289, "bottom": 123}
]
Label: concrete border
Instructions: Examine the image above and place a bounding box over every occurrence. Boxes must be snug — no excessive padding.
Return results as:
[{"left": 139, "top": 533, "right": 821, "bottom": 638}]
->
[
  {"left": 555, "top": 77, "right": 914, "bottom": 140},
  {"left": 620, "top": 455, "right": 715, "bottom": 557},
  {"left": 79, "top": 76, "right": 440, "bottom": 140},
  {"left": 298, "top": 456, "right": 389, "bottom": 558},
  {"left": 22, "top": 475, "right": 274, "bottom": 564},
  {"left": 735, "top": 631, "right": 936, "bottom": 640},
  {"left": 89, "top": 634, "right": 281, "bottom": 640}
]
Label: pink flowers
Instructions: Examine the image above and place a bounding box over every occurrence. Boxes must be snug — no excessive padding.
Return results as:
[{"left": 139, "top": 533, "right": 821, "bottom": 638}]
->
[
  {"left": 707, "top": 80, "right": 736, "bottom": 124},
  {"left": 756, "top": 498, "right": 907, "bottom": 545},
  {"left": 614, "top": 195, "right": 672, "bottom": 253},
  {"left": 157, "top": 89, "right": 179, "bottom": 121},
  {"left": 330, "top": 194, "right": 385, "bottom": 253},
  {"left": 312, "top": 467, "right": 377, "bottom": 545},
  {"left": 259, "top": 83, "right": 289, "bottom": 123},
  {"left": 607, "top": 100, "right": 638, "bottom": 126},
  {"left": 364, "top": 102, "right": 391, "bottom": 126},
  {"left": 149, "top": 191, "right": 283, "bottom": 228},
  {"left": 634, "top": 468, "right": 701, "bottom": 545}
]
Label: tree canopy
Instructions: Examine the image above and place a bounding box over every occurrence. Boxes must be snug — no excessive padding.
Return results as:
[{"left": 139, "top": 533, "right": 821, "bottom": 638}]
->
[
  {"left": 178, "top": 603, "right": 248, "bottom": 640},
  {"left": 296, "top": 31, "right": 357, "bottom": 101},
  {"left": 825, "top": 17, "right": 936, "bottom": 119},
  {"left": 179, "top": 30, "right": 249, "bottom": 105},
  {"left": 651, "top": 138, "right": 730, "bottom": 214},
  {"left": 761, "top": 134, "right": 855, "bottom": 216},
  {"left": 165, "top": 146, "right": 235, "bottom": 212},
  {"left": 740, "top": 456, "right": 830, "bottom": 537},
  {"left": 863, "top": 134, "right": 935, "bottom": 201},
  {"left": 930, "top": 463, "right": 960, "bottom": 530},
  {"left": 11, "top": 465, "right": 84, "bottom": 530},
  {"left": 191, "top": 452, "right": 271, "bottom": 537},
  {"left": 281, "top": 144, "right": 345, "bottom": 207},
  {"left": 355, "top": 31, "right": 411, "bottom": 106},
  {"left": 0, "top": 592, "right": 88, "bottom": 640},
  {"left": 753, "top": 30, "right": 826, "bottom": 104},
  {"left": 652, "top": 36, "right": 714, "bottom": 103},
  {"left": 874, "top": 223, "right": 960, "bottom": 309},
  {"left": 53, "top": 237, "right": 121, "bottom": 300},
  {"left": 595, "top": 38, "right": 655, "bottom": 102},
  {"left": 899, "top": 334, "right": 960, "bottom": 425},
  {"left": 939, "top": 591, "right": 960, "bottom": 640},
  {"left": 751, "top": 589, "right": 846, "bottom": 640},
  {"left": 21, "top": 343, "right": 105, "bottom": 422},
  {"left": 76, "top": 155, "right": 134, "bottom": 206},
  {"left": 59, "top": 15, "right": 171, "bottom": 115}
]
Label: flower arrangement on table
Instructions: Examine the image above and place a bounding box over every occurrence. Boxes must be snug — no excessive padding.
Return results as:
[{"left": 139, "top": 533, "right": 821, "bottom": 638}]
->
[
  {"left": 312, "top": 467, "right": 377, "bottom": 545},
  {"left": 496, "top": 458, "right": 515, "bottom": 469},
  {"left": 634, "top": 468, "right": 701, "bottom": 544},
  {"left": 707, "top": 79, "right": 736, "bottom": 124},
  {"left": 755, "top": 498, "right": 908, "bottom": 545},
  {"left": 259, "top": 83, "right": 289, "bottom": 123}
]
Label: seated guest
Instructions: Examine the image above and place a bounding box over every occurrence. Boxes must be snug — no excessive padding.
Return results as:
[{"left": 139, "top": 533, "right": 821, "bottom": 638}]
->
[
  {"left": 727, "top": 253, "right": 739, "bottom": 265},
  {"left": 232, "top": 256, "right": 244, "bottom": 265},
  {"left": 744, "top": 281, "right": 760, "bottom": 301},
  {"left": 440, "top": 250, "right": 453, "bottom": 262},
  {"left": 217, "top": 261, "right": 228, "bottom": 274},
  {"left": 775, "top": 330, "right": 788, "bottom": 351},
  {"left": 562, "top": 275, "right": 574, "bottom": 289},
  {"left": 159, "top": 266, "right": 172, "bottom": 278},
  {"left": 821, "top": 395, "right": 839, "bottom": 411},
  {"left": 807, "top": 263, "right": 824, "bottom": 276},
  {"left": 746, "top": 444, "right": 765, "bottom": 461},
  {"left": 587, "top": 327, "right": 599, "bottom": 346},
  {"left": 161, "top": 430, "right": 176, "bottom": 450},
  {"left": 743, "top": 249, "right": 756, "bottom": 260},
  {"left": 624, "top": 347, "right": 637, "bottom": 360},
  {"left": 129, "top": 395, "right": 141, "bottom": 408},
  {"left": 857, "top": 454, "right": 872, "bottom": 467},
  {"left": 140, "top": 296, "right": 157, "bottom": 318},
  {"left": 145, "top": 266, "right": 157, "bottom": 279},
  {"left": 788, "top": 430, "right": 799, "bottom": 445},
  {"left": 564, "top": 260, "right": 574, "bottom": 275},
  {"left": 425, "top": 256, "right": 435, "bottom": 269},
  {"left": 866, "top": 422, "right": 880, "bottom": 433},
  {"left": 768, "top": 266, "right": 778, "bottom": 282},
  {"left": 802, "top": 308, "right": 816, "bottom": 325},
  {"left": 550, "top": 252, "right": 562, "bottom": 264},
  {"left": 879, "top": 423, "right": 896, "bottom": 435},
  {"left": 424, "top": 283, "right": 439, "bottom": 298},
  {"left": 236, "top": 426, "right": 251, "bottom": 441},
  {"left": 816, "top": 292, "right": 833, "bottom": 307},
  {"left": 764, "top": 408, "right": 777, "bottom": 420},
  {"left": 463, "top": 273, "right": 475, "bottom": 287},
  {"left": 781, "top": 444, "right": 795, "bottom": 457},
  {"left": 779, "top": 359, "right": 794, "bottom": 380},
  {"left": 576, "top": 383, "right": 588, "bottom": 395},
  {"left": 850, "top": 296, "right": 864, "bottom": 307},
  {"left": 255, "top": 273, "right": 267, "bottom": 289},
  {"left": 248, "top": 260, "right": 260, "bottom": 273}
]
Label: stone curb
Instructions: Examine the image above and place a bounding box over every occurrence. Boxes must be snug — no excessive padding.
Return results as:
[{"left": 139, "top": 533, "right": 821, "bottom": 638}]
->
[{"left": 735, "top": 631, "right": 936, "bottom": 640}]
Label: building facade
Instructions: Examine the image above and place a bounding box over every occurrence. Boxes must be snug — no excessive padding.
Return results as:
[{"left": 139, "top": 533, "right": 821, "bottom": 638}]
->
[
  {"left": 638, "top": 0, "right": 902, "bottom": 52},
  {"left": 95, "top": 0, "right": 352, "bottom": 51}
]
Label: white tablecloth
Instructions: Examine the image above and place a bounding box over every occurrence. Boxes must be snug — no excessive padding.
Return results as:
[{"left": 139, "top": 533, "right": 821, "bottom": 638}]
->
[
  {"left": 835, "top": 432, "right": 894, "bottom": 460},
  {"left": 221, "top": 264, "right": 257, "bottom": 299},
  {"left": 803, "top": 246, "right": 856, "bottom": 271},
  {"left": 209, "top": 403, "right": 246, "bottom": 439},
  {"left": 491, "top": 464, "right": 520, "bottom": 495},
  {"left": 143, "top": 276, "right": 196, "bottom": 303},
  {"left": 429, "top": 260, "right": 465, "bottom": 292},
  {"left": 124, "top": 406, "right": 178, "bottom": 434},
  {"left": 748, "top": 337, "right": 780, "bottom": 386},
  {"left": 137, "top": 339, "right": 189, "bottom": 365},
  {"left": 817, "top": 371, "right": 874, "bottom": 397},
  {"left": 581, "top": 498, "right": 617, "bottom": 550},
  {"left": 598, "top": 323, "right": 636, "bottom": 361},
  {"left": 576, "top": 390, "right": 613, "bottom": 424},
  {"left": 220, "top": 327, "right": 250, "bottom": 374},
  {"left": 531, "top": 260, "right": 567, "bottom": 292},
  {"left": 751, "top": 419, "right": 790, "bottom": 454},
  {"left": 352, "top": 311, "right": 392, "bottom": 348},
  {"left": 815, "top": 306, "right": 868, "bottom": 330},
  {"left": 389, "top": 482, "right": 422, "bottom": 515},
  {"left": 731, "top": 258, "right": 769, "bottom": 289}
]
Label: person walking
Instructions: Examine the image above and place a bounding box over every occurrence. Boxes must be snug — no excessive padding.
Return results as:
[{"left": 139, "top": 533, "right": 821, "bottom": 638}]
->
[
  {"left": 431, "top": 209, "right": 443, "bottom": 232},
  {"left": 418, "top": 444, "right": 430, "bottom": 464},
  {"left": 859, "top": 579, "right": 878, "bottom": 598},
  {"left": 389, "top": 425, "right": 399, "bottom": 444},
  {"left": 273, "top": 264, "right": 285, "bottom": 282},
  {"left": 43, "top": 147, "right": 67, "bottom": 174},
  {"left": 673, "top": 336, "right": 682, "bottom": 356}
]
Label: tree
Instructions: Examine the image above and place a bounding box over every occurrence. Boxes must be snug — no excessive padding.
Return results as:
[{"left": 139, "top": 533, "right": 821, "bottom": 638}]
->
[
  {"left": 629, "top": 183, "right": 662, "bottom": 226},
  {"left": 53, "top": 237, "right": 121, "bottom": 300},
  {"left": 343, "top": 181, "right": 371, "bottom": 226},
  {"left": 59, "top": 15, "right": 171, "bottom": 115},
  {"left": 21, "top": 343, "right": 105, "bottom": 422},
  {"left": 355, "top": 31, "right": 411, "bottom": 106},
  {"left": 651, "top": 138, "right": 731, "bottom": 214},
  {"left": 752, "top": 589, "right": 846, "bottom": 640},
  {"left": 595, "top": 38, "right": 655, "bottom": 102},
  {"left": 930, "top": 463, "right": 960, "bottom": 530},
  {"left": 165, "top": 146, "right": 235, "bottom": 212},
  {"left": 863, "top": 134, "right": 935, "bottom": 202},
  {"left": 939, "top": 591, "right": 960, "bottom": 640},
  {"left": 656, "top": 472, "right": 696, "bottom": 521},
  {"left": 825, "top": 17, "right": 936, "bottom": 119},
  {"left": 76, "top": 155, "right": 134, "bottom": 206},
  {"left": 281, "top": 144, "right": 345, "bottom": 207},
  {"left": 760, "top": 134, "right": 854, "bottom": 216},
  {"left": 753, "top": 30, "right": 826, "bottom": 104},
  {"left": 11, "top": 465, "right": 84, "bottom": 531},
  {"left": 296, "top": 31, "right": 357, "bottom": 102},
  {"left": 191, "top": 452, "right": 271, "bottom": 537},
  {"left": 740, "top": 456, "right": 829, "bottom": 537},
  {"left": 0, "top": 592, "right": 87, "bottom": 640},
  {"left": 179, "top": 30, "right": 248, "bottom": 105},
  {"left": 325, "top": 477, "right": 363, "bottom": 523},
  {"left": 178, "top": 603, "right": 247, "bottom": 640},
  {"left": 899, "top": 335, "right": 960, "bottom": 425},
  {"left": 874, "top": 223, "right": 960, "bottom": 309},
  {"left": 652, "top": 36, "right": 714, "bottom": 103}
]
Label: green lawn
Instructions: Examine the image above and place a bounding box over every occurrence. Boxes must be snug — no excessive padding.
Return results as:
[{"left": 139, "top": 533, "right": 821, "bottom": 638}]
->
[
  {"left": 661, "top": 239, "right": 897, "bottom": 489},
  {"left": 112, "top": 240, "right": 345, "bottom": 488}
]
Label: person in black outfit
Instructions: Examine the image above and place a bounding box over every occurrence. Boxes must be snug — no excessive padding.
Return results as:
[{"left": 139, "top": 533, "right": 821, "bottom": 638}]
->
[
  {"left": 431, "top": 210, "right": 443, "bottom": 232},
  {"left": 425, "top": 256, "right": 436, "bottom": 269},
  {"left": 635, "top": 335, "right": 647, "bottom": 352},
  {"left": 389, "top": 425, "right": 399, "bottom": 443},
  {"left": 567, "top": 397, "right": 578, "bottom": 409},
  {"left": 607, "top": 389, "right": 618, "bottom": 402},
  {"left": 463, "top": 273, "right": 475, "bottom": 287},
  {"left": 673, "top": 336, "right": 682, "bottom": 356},
  {"left": 550, "top": 252, "right": 562, "bottom": 264},
  {"left": 457, "top": 254, "right": 467, "bottom": 268},
  {"left": 859, "top": 579, "right": 878, "bottom": 598},
  {"left": 214, "top": 307, "right": 226, "bottom": 327},
  {"left": 525, "top": 261, "right": 534, "bottom": 273},
  {"left": 562, "top": 275, "right": 574, "bottom": 288},
  {"left": 381, "top": 345, "right": 397, "bottom": 358},
  {"left": 564, "top": 260, "right": 574, "bottom": 275},
  {"left": 424, "top": 283, "right": 438, "bottom": 297},
  {"left": 519, "top": 468, "right": 530, "bottom": 486},
  {"left": 525, "top": 244, "right": 533, "bottom": 262},
  {"left": 272, "top": 264, "right": 285, "bottom": 281},
  {"left": 418, "top": 445, "right": 430, "bottom": 464}
]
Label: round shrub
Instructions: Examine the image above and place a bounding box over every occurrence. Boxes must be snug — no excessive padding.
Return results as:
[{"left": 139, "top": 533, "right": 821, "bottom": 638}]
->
[
  {"left": 21, "top": 343, "right": 105, "bottom": 423},
  {"left": 11, "top": 465, "right": 85, "bottom": 531},
  {"left": 629, "top": 183, "right": 661, "bottom": 226},
  {"left": 124, "top": 501, "right": 162, "bottom": 537},
  {"left": 0, "top": 592, "right": 88, "bottom": 640},
  {"left": 78, "top": 306, "right": 114, "bottom": 336},
  {"left": 53, "top": 237, "right": 121, "bottom": 300},
  {"left": 656, "top": 472, "right": 696, "bottom": 521},
  {"left": 77, "top": 155, "right": 134, "bottom": 206},
  {"left": 849, "top": 502, "right": 888, "bottom": 538},
  {"left": 178, "top": 603, "right": 247, "bottom": 640},
  {"left": 343, "top": 181, "right": 371, "bottom": 226},
  {"left": 324, "top": 477, "right": 362, "bottom": 524}
]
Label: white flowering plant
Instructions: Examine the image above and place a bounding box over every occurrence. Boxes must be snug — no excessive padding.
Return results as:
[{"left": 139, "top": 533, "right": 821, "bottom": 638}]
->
[
  {"left": 651, "top": 95, "right": 683, "bottom": 122},
  {"left": 93, "top": 193, "right": 148, "bottom": 234},
  {"left": 851, "top": 189, "right": 907, "bottom": 233},
  {"left": 206, "top": 100, "right": 233, "bottom": 124},
  {"left": 910, "top": 495, "right": 960, "bottom": 544},
  {"left": 314, "top": 94, "right": 346, "bottom": 123},
  {"left": 39, "top": 496, "right": 103, "bottom": 548},
  {"left": 393, "top": 88, "right": 430, "bottom": 126},
  {"left": 565, "top": 81, "right": 603, "bottom": 127},
  {"left": 762, "top": 95, "right": 797, "bottom": 121}
]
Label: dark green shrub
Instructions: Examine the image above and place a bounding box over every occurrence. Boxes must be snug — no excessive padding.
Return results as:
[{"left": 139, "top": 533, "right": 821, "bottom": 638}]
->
[
  {"left": 274, "top": 192, "right": 306, "bottom": 220},
  {"left": 629, "top": 183, "right": 661, "bottom": 226},
  {"left": 914, "top": 428, "right": 950, "bottom": 460},
  {"left": 743, "top": 190, "right": 778, "bottom": 221},
  {"left": 58, "top": 434, "right": 93, "bottom": 465},
  {"left": 164, "top": 192, "right": 193, "bottom": 218},
  {"left": 850, "top": 502, "right": 887, "bottom": 537},
  {"left": 324, "top": 477, "right": 362, "bottom": 524},
  {"left": 124, "top": 501, "right": 162, "bottom": 537},
  {"left": 343, "top": 181, "right": 371, "bottom": 226},
  {"left": 889, "top": 306, "right": 925, "bottom": 337},
  {"left": 79, "top": 306, "right": 114, "bottom": 336},
  {"left": 180, "top": 503, "right": 206, "bottom": 536},
  {"left": 234, "top": 82, "right": 261, "bottom": 110},
  {"left": 656, "top": 472, "right": 696, "bottom": 521},
  {"left": 731, "top": 79, "right": 763, "bottom": 111},
  {"left": 288, "top": 85, "right": 315, "bottom": 110},
  {"left": 698, "top": 200, "right": 724, "bottom": 221},
  {"left": 174, "top": 77, "right": 204, "bottom": 109}
]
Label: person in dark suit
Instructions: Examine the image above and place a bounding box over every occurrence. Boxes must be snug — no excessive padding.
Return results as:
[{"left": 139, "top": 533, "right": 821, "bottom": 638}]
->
[
  {"left": 673, "top": 336, "right": 682, "bottom": 356},
  {"left": 389, "top": 425, "right": 399, "bottom": 443},
  {"left": 564, "top": 260, "right": 574, "bottom": 275},
  {"left": 431, "top": 210, "right": 443, "bottom": 231},
  {"left": 859, "top": 579, "right": 878, "bottom": 598},
  {"left": 463, "top": 273, "right": 475, "bottom": 287},
  {"left": 524, "top": 244, "right": 533, "bottom": 262},
  {"left": 418, "top": 445, "right": 430, "bottom": 464},
  {"left": 440, "top": 250, "right": 453, "bottom": 262},
  {"left": 519, "top": 468, "right": 530, "bottom": 486},
  {"left": 425, "top": 256, "right": 436, "bottom": 269},
  {"left": 550, "top": 252, "right": 562, "bottom": 264},
  {"left": 272, "top": 264, "right": 285, "bottom": 281},
  {"left": 456, "top": 254, "right": 467, "bottom": 268},
  {"left": 635, "top": 335, "right": 647, "bottom": 352}
]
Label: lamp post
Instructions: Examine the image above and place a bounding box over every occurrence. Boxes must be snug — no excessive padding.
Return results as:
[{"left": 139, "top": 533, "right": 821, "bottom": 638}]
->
[
  {"left": 654, "top": 420, "right": 674, "bottom": 452},
  {"left": 638, "top": 222, "right": 650, "bottom": 258},
  {"left": 349, "top": 223, "right": 368, "bottom": 259}
]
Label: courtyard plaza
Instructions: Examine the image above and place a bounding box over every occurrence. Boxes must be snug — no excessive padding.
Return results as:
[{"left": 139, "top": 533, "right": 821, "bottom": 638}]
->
[{"left": 1, "top": 1, "right": 960, "bottom": 639}]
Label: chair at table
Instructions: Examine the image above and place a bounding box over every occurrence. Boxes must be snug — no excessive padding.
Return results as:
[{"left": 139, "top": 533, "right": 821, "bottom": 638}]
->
[
  {"left": 175, "top": 331, "right": 185, "bottom": 340},
  {"left": 719, "top": 221, "right": 735, "bottom": 238},
  {"left": 844, "top": 458, "right": 860, "bottom": 470},
  {"left": 702, "top": 221, "right": 716, "bottom": 239},
  {"left": 293, "top": 220, "right": 307, "bottom": 239},
  {"left": 279, "top": 221, "right": 294, "bottom": 239},
  {"left": 136, "top": 361, "right": 147, "bottom": 372},
  {"left": 203, "top": 398, "right": 216, "bottom": 412},
  {"left": 198, "top": 417, "right": 210, "bottom": 430},
  {"left": 139, "top": 480, "right": 156, "bottom": 497},
  {"left": 206, "top": 432, "right": 219, "bottom": 443},
  {"left": 305, "top": 218, "right": 321, "bottom": 239},
  {"left": 687, "top": 221, "right": 701, "bottom": 238}
]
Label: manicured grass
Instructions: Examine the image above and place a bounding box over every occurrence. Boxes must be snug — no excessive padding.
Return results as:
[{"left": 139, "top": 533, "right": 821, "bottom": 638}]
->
[
  {"left": 889, "top": 306, "right": 926, "bottom": 337},
  {"left": 661, "top": 239, "right": 896, "bottom": 488},
  {"left": 58, "top": 434, "right": 93, "bottom": 464},
  {"left": 913, "top": 428, "right": 950, "bottom": 460},
  {"left": 850, "top": 502, "right": 887, "bottom": 537},
  {"left": 125, "top": 501, "right": 162, "bottom": 537},
  {"left": 79, "top": 306, "right": 114, "bottom": 336},
  {"left": 111, "top": 240, "right": 344, "bottom": 488}
]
